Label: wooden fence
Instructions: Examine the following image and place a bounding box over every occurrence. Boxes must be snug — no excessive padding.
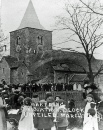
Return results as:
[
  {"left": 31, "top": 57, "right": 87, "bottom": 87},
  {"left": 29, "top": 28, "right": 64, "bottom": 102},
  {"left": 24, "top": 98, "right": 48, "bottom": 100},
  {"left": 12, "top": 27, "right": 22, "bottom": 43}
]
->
[
  {"left": 25, "top": 91, "right": 85, "bottom": 108},
  {"left": 24, "top": 90, "right": 103, "bottom": 108}
]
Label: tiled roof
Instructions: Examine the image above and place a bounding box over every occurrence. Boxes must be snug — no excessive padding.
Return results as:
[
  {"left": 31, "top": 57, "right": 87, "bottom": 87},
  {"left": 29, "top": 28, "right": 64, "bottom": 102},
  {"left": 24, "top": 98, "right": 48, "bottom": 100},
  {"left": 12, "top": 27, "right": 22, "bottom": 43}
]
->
[
  {"left": 3, "top": 56, "right": 18, "bottom": 68},
  {"left": 53, "top": 63, "right": 85, "bottom": 72},
  {"left": 51, "top": 50, "right": 103, "bottom": 73},
  {"left": 69, "top": 74, "right": 88, "bottom": 82},
  {"left": 10, "top": 61, "right": 24, "bottom": 68},
  {"left": 36, "top": 75, "right": 54, "bottom": 84},
  {"left": 3, "top": 56, "right": 34, "bottom": 76},
  {"left": 33, "top": 50, "right": 103, "bottom": 74}
]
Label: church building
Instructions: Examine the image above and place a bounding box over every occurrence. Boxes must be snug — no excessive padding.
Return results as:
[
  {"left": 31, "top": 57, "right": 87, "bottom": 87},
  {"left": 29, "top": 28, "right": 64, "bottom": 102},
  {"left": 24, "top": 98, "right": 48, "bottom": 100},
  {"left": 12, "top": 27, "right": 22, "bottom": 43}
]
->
[{"left": 0, "top": 0, "right": 103, "bottom": 89}]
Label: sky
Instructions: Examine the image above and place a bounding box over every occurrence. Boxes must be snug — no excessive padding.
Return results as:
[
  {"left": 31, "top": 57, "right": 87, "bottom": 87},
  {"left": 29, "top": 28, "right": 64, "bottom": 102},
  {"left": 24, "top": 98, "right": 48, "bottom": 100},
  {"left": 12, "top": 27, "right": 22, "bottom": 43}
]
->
[{"left": 1, "top": 0, "right": 103, "bottom": 59}]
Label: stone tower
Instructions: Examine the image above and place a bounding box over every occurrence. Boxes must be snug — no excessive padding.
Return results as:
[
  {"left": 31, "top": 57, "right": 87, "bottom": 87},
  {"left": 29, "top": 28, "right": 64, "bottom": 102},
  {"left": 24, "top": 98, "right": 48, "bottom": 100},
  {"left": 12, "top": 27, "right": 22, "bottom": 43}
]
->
[{"left": 10, "top": 0, "right": 52, "bottom": 65}]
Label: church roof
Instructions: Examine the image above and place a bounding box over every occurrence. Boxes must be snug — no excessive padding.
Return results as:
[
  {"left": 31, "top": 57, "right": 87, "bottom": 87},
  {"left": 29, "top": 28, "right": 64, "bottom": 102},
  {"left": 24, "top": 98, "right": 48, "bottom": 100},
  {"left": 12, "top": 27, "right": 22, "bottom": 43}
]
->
[
  {"left": 69, "top": 74, "right": 88, "bottom": 82},
  {"left": 32, "top": 50, "right": 103, "bottom": 74},
  {"left": 2, "top": 56, "right": 18, "bottom": 68},
  {"left": 18, "top": 0, "right": 45, "bottom": 30}
]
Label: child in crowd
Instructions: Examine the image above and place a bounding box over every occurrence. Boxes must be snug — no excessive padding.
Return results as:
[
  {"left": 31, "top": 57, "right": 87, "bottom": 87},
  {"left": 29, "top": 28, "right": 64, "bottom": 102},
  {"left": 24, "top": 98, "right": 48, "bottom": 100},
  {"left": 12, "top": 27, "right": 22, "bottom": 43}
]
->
[
  {"left": 18, "top": 97, "right": 35, "bottom": 130},
  {"left": 17, "top": 96, "right": 24, "bottom": 109},
  {"left": 45, "top": 92, "right": 53, "bottom": 101},
  {"left": 56, "top": 99, "right": 69, "bottom": 130},
  {"left": 53, "top": 98, "right": 63, "bottom": 122},
  {"left": 84, "top": 94, "right": 95, "bottom": 122},
  {"left": 83, "top": 94, "right": 98, "bottom": 130},
  {"left": 67, "top": 99, "right": 76, "bottom": 128},
  {"left": 32, "top": 94, "right": 39, "bottom": 109},
  {"left": 83, "top": 108, "right": 98, "bottom": 130},
  {"left": 32, "top": 94, "right": 39, "bottom": 104},
  {"left": 46, "top": 96, "right": 55, "bottom": 112},
  {"left": 55, "top": 95, "right": 61, "bottom": 101}
]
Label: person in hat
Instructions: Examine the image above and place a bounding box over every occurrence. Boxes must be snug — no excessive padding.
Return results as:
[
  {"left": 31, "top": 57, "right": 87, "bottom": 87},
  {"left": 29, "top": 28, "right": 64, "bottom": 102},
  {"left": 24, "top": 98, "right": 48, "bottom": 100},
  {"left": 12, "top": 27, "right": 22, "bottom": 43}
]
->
[
  {"left": 32, "top": 94, "right": 39, "bottom": 105},
  {"left": 17, "top": 96, "right": 24, "bottom": 109},
  {"left": 33, "top": 99, "right": 54, "bottom": 130},
  {"left": 45, "top": 92, "right": 53, "bottom": 101},
  {"left": 83, "top": 83, "right": 100, "bottom": 104},
  {"left": 46, "top": 97, "right": 55, "bottom": 111},
  {"left": 18, "top": 97, "right": 34, "bottom": 130}
]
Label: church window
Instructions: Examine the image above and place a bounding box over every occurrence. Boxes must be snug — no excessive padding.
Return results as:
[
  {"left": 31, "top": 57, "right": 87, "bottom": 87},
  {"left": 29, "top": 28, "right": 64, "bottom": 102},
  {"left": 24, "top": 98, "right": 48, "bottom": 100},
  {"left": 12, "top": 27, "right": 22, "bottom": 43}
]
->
[
  {"left": 16, "top": 36, "right": 21, "bottom": 53},
  {"left": 37, "top": 35, "right": 43, "bottom": 45},
  {"left": 16, "top": 36, "right": 21, "bottom": 45}
]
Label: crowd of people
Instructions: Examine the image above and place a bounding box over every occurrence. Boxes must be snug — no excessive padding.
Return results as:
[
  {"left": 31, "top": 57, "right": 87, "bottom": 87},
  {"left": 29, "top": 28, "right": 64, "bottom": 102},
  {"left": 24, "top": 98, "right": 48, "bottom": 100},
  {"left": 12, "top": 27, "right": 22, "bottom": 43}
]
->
[
  {"left": 13, "top": 83, "right": 74, "bottom": 92},
  {"left": 0, "top": 81, "right": 82, "bottom": 109},
  {"left": 1, "top": 80, "right": 82, "bottom": 93},
  {"left": 0, "top": 80, "right": 103, "bottom": 130}
]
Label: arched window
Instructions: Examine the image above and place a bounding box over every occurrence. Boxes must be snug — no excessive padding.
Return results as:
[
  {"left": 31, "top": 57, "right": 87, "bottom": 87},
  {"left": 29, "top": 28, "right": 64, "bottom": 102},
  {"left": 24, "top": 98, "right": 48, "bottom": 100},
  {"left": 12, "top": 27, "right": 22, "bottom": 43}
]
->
[
  {"left": 16, "top": 36, "right": 21, "bottom": 45},
  {"left": 37, "top": 35, "right": 43, "bottom": 45},
  {"left": 16, "top": 36, "right": 21, "bottom": 52}
]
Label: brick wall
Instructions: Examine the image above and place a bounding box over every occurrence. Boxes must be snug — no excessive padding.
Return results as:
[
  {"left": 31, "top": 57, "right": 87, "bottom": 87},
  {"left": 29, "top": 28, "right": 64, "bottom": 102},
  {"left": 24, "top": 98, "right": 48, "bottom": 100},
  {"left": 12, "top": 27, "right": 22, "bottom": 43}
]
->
[{"left": 11, "top": 64, "right": 30, "bottom": 84}]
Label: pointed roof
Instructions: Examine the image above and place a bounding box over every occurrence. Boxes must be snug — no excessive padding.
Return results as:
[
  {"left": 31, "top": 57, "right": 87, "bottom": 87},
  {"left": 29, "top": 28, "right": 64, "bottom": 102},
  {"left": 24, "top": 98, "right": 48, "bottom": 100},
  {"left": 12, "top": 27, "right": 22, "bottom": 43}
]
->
[{"left": 18, "top": 0, "right": 45, "bottom": 30}]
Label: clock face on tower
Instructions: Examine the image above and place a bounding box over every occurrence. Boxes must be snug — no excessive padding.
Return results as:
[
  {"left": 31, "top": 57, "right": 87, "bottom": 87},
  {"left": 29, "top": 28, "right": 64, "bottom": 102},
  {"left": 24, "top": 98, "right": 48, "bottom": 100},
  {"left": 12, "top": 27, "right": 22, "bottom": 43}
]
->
[{"left": 16, "top": 45, "right": 21, "bottom": 52}]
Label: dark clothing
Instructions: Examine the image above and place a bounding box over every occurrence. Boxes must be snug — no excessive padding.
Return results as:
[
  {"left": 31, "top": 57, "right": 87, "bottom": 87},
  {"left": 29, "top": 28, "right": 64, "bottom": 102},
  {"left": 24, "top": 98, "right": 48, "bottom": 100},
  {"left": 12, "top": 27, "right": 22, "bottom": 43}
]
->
[
  {"left": 89, "top": 91, "right": 100, "bottom": 104},
  {"left": 98, "top": 101, "right": 103, "bottom": 108},
  {"left": 98, "top": 101, "right": 103, "bottom": 115},
  {"left": 83, "top": 92, "right": 86, "bottom": 99},
  {"left": 98, "top": 101, "right": 103, "bottom": 130},
  {"left": 33, "top": 106, "right": 54, "bottom": 129},
  {"left": 38, "top": 128, "right": 51, "bottom": 130},
  {"left": 58, "top": 127, "right": 67, "bottom": 130}
]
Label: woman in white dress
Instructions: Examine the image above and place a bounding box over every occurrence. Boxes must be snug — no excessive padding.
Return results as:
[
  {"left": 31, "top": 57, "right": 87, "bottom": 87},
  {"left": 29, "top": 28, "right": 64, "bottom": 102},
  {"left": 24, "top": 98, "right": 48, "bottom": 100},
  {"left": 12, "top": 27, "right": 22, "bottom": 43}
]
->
[
  {"left": 83, "top": 94, "right": 98, "bottom": 130},
  {"left": 18, "top": 97, "right": 35, "bottom": 130},
  {"left": 83, "top": 108, "right": 98, "bottom": 130}
]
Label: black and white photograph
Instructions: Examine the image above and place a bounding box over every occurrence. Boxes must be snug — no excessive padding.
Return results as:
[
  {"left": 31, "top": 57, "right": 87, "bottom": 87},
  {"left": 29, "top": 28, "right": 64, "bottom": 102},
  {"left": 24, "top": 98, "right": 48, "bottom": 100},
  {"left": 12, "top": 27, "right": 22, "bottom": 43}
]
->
[{"left": 0, "top": 0, "right": 103, "bottom": 130}]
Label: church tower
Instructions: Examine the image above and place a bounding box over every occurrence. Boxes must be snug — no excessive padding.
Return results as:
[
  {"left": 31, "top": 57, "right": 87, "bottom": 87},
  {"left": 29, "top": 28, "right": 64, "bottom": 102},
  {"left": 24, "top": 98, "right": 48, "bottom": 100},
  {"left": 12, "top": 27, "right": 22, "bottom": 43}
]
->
[{"left": 10, "top": 0, "right": 52, "bottom": 64}]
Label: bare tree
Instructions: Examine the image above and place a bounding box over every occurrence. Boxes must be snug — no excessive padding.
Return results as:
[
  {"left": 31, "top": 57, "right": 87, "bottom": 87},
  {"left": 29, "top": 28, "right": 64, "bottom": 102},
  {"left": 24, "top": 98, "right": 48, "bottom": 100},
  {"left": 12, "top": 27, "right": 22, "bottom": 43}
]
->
[
  {"left": 55, "top": 1, "right": 103, "bottom": 83},
  {"left": 79, "top": 0, "right": 103, "bottom": 16}
]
